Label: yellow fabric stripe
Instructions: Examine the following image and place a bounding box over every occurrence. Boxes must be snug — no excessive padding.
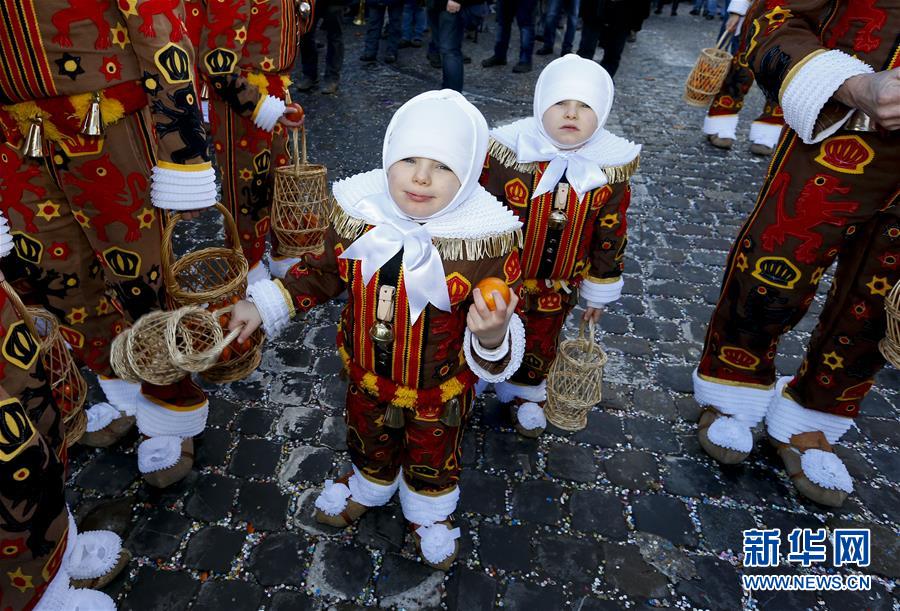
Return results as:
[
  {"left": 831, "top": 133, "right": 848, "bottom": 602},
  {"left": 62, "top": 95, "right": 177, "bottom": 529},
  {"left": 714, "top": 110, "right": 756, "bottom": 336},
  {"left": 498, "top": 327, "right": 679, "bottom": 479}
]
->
[{"left": 156, "top": 160, "right": 213, "bottom": 172}]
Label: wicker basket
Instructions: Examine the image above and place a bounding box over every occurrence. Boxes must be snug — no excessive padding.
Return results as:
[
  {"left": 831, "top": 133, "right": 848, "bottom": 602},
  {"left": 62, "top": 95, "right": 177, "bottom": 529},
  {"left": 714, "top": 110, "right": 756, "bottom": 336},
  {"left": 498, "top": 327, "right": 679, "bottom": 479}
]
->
[
  {"left": 65, "top": 408, "right": 87, "bottom": 447},
  {"left": 166, "top": 305, "right": 229, "bottom": 372},
  {"left": 545, "top": 320, "right": 608, "bottom": 432},
  {"left": 200, "top": 305, "right": 264, "bottom": 384},
  {"left": 122, "top": 310, "right": 185, "bottom": 386},
  {"left": 162, "top": 203, "right": 249, "bottom": 309},
  {"left": 110, "top": 331, "right": 140, "bottom": 384},
  {"left": 271, "top": 126, "right": 331, "bottom": 258},
  {"left": 879, "top": 282, "right": 900, "bottom": 368},
  {"left": 684, "top": 32, "right": 733, "bottom": 107}
]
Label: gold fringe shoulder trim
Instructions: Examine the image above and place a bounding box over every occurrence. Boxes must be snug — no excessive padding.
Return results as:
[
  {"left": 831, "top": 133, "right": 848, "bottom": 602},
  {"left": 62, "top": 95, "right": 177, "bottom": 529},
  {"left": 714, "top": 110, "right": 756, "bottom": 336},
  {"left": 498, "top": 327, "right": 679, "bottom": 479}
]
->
[
  {"left": 330, "top": 204, "right": 524, "bottom": 262},
  {"left": 487, "top": 138, "right": 641, "bottom": 184}
]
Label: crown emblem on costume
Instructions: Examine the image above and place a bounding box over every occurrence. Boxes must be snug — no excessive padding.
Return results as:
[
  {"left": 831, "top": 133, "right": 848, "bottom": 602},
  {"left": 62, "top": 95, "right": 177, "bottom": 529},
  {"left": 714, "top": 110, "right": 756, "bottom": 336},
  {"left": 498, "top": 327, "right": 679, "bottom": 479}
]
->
[
  {"left": 102, "top": 246, "right": 141, "bottom": 279},
  {"left": 719, "top": 346, "right": 760, "bottom": 370},
  {"left": 815, "top": 135, "right": 874, "bottom": 174},
  {"left": 751, "top": 256, "right": 800, "bottom": 289}
]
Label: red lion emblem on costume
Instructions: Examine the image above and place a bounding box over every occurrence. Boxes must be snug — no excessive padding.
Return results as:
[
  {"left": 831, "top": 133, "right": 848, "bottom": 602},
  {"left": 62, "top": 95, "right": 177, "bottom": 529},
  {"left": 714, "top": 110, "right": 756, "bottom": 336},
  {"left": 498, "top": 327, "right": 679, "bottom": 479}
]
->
[
  {"left": 0, "top": 148, "right": 46, "bottom": 233},
  {"left": 827, "top": 0, "right": 887, "bottom": 53},
  {"left": 760, "top": 172, "right": 859, "bottom": 264},
  {"left": 137, "top": 0, "right": 184, "bottom": 42},
  {"left": 246, "top": 2, "right": 280, "bottom": 55},
  {"left": 205, "top": 0, "right": 244, "bottom": 49},
  {"left": 63, "top": 154, "right": 147, "bottom": 242},
  {"left": 52, "top": 0, "right": 113, "bottom": 49}
]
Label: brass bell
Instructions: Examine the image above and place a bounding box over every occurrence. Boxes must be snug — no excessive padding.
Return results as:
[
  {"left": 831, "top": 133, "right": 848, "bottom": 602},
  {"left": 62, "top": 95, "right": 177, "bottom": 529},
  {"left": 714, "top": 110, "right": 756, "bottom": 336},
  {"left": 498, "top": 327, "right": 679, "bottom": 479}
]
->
[
  {"left": 846, "top": 109, "right": 875, "bottom": 133},
  {"left": 439, "top": 396, "right": 461, "bottom": 427},
  {"left": 384, "top": 404, "right": 405, "bottom": 428},
  {"left": 548, "top": 209, "right": 568, "bottom": 230},
  {"left": 298, "top": 1, "right": 311, "bottom": 17},
  {"left": 370, "top": 321, "right": 394, "bottom": 347},
  {"left": 80, "top": 92, "right": 104, "bottom": 136},
  {"left": 22, "top": 116, "right": 46, "bottom": 159}
]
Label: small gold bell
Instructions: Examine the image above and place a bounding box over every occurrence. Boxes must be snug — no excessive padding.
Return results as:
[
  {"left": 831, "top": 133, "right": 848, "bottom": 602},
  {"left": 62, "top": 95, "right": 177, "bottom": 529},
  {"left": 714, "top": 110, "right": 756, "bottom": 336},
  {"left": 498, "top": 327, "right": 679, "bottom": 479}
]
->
[
  {"left": 439, "top": 396, "right": 461, "bottom": 427},
  {"left": 370, "top": 321, "right": 394, "bottom": 347},
  {"left": 80, "top": 92, "right": 104, "bottom": 136},
  {"left": 22, "top": 116, "right": 46, "bottom": 159},
  {"left": 548, "top": 209, "right": 568, "bottom": 230},
  {"left": 298, "top": 1, "right": 311, "bottom": 17},
  {"left": 384, "top": 404, "right": 405, "bottom": 428},
  {"left": 846, "top": 110, "right": 875, "bottom": 132},
  {"left": 199, "top": 80, "right": 209, "bottom": 101}
]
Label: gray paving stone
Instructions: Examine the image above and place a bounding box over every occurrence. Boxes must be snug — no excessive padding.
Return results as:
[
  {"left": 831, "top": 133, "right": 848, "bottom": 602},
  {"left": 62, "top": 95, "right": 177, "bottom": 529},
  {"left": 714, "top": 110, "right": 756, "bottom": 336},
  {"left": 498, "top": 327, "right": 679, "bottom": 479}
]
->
[
  {"left": 511, "top": 479, "right": 563, "bottom": 525},
  {"left": 235, "top": 482, "right": 289, "bottom": 531},
  {"left": 675, "top": 556, "right": 742, "bottom": 611},
  {"left": 446, "top": 568, "right": 499, "bottom": 610},
  {"left": 602, "top": 450, "right": 661, "bottom": 491},
  {"left": 696, "top": 504, "right": 755, "bottom": 553},
  {"left": 121, "top": 567, "right": 200, "bottom": 611},
  {"left": 279, "top": 446, "right": 335, "bottom": 484},
  {"left": 375, "top": 554, "right": 443, "bottom": 608},
  {"left": 183, "top": 526, "right": 245, "bottom": 573},
  {"left": 479, "top": 524, "right": 532, "bottom": 573},
  {"left": 573, "top": 410, "right": 627, "bottom": 448},
  {"left": 569, "top": 490, "right": 628, "bottom": 540},
  {"left": 500, "top": 581, "right": 565, "bottom": 611},
  {"left": 185, "top": 473, "right": 239, "bottom": 522},
  {"left": 125, "top": 510, "right": 192, "bottom": 559},
  {"left": 229, "top": 438, "right": 283, "bottom": 479},
  {"left": 482, "top": 431, "right": 539, "bottom": 474},
  {"left": 546, "top": 443, "right": 599, "bottom": 483},
  {"left": 534, "top": 534, "right": 603, "bottom": 583},
  {"left": 307, "top": 541, "right": 374, "bottom": 599},
  {"left": 193, "top": 580, "right": 263, "bottom": 611},
  {"left": 356, "top": 504, "right": 405, "bottom": 552},
  {"left": 624, "top": 415, "right": 681, "bottom": 453},
  {"left": 631, "top": 494, "right": 697, "bottom": 547},
  {"left": 248, "top": 533, "right": 307, "bottom": 587},
  {"left": 602, "top": 543, "right": 669, "bottom": 599},
  {"left": 663, "top": 456, "right": 726, "bottom": 498},
  {"left": 459, "top": 470, "right": 506, "bottom": 515}
]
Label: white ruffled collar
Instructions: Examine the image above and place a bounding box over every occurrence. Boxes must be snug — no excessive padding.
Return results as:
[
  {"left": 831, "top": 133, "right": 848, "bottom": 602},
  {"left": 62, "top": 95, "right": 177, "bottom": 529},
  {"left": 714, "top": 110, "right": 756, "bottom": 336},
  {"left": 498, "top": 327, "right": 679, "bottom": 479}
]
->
[
  {"left": 490, "top": 117, "right": 641, "bottom": 169},
  {"left": 332, "top": 169, "right": 522, "bottom": 240}
]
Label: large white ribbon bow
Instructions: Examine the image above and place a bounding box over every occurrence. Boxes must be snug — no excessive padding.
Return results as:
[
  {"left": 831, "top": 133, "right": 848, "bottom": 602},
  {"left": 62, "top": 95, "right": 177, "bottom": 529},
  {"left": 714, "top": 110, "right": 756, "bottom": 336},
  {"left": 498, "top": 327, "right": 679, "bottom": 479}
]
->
[
  {"left": 339, "top": 195, "right": 450, "bottom": 324},
  {"left": 516, "top": 132, "right": 609, "bottom": 200}
]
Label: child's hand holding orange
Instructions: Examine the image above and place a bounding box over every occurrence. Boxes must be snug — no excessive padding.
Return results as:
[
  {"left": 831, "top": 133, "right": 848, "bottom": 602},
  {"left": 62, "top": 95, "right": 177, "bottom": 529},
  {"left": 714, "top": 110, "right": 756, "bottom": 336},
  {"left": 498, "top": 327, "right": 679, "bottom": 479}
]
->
[{"left": 467, "top": 277, "right": 518, "bottom": 349}]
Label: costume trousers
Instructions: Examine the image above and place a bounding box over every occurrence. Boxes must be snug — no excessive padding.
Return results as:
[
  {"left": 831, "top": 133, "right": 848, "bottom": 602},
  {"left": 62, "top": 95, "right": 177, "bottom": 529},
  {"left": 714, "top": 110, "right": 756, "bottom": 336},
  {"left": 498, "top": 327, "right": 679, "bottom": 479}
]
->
[
  {"left": 509, "top": 294, "right": 576, "bottom": 389},
  {"left": 344, "top": 382, "right": 473, "bottom": 494},
  {"left": 0, "top": 109, "right": 206, "bottom": 421},
  {"left": 0, "top": 288, "right": 69, "bottom": 611},
  {"left": 209, "top": 78, "right": 290, "bottom": 272},
  {"left": 698, "top": 129, "right": 900, "bottom": 418}
]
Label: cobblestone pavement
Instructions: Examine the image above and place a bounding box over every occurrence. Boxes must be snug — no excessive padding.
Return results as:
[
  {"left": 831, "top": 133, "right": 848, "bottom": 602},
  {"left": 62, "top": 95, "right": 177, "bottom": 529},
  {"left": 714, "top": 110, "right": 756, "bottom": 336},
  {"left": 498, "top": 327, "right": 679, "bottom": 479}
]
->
[{"left": 67, "top": 12, "right": 899, "bottom": 611}]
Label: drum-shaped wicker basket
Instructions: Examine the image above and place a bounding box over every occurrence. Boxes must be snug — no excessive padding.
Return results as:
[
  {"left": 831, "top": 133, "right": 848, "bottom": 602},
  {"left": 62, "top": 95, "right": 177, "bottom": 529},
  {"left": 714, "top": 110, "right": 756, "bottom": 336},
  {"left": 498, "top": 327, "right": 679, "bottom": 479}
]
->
[
  {"left": 545, "top": 320, "right": 608, "bottom": 432},
  {"left": 65, "top": 408, "right": 87, "bottom": 448},
  {"left": 879, "top": 282, "right": 900, "bottom": 368},
  {"left": 166, "top": 305, "right": 229, "bottom": 373},
  {"left": 123, "top": 310, "right": 185, "bottom": 386},
  {"left": 200, "top": 305, "right": 264, "bottom": 384},
  {"left": 272, "top": 126, "right": 331, "bottom": 258},
  {"left": 110, "top": 331, "right": 140, "bottom": 384},
  {"left": 162, "top": 203, "right": 249, "bottom": 309},
  {"left": 684, "top": 32, "right": 733, "bottom": 107}
]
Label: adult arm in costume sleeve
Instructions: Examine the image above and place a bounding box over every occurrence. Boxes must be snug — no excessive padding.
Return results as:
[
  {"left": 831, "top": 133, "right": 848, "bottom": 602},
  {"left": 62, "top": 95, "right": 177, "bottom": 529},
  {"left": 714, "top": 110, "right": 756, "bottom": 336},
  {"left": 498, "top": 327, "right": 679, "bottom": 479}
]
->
[
  {"left": 580, "top": 181, "right": 631, "bottom": 308},
  {"left": 745, "top": 0, "right": 873, "bottom": 144},
  {"left": 121, "top": 0, "right": 217, "bottom": 209},
  {"left": 247, "top": 225, "right": 346, "bottom": 337},
  {"left": 463, "top": 250, "right": 526, "bottom": 383}
]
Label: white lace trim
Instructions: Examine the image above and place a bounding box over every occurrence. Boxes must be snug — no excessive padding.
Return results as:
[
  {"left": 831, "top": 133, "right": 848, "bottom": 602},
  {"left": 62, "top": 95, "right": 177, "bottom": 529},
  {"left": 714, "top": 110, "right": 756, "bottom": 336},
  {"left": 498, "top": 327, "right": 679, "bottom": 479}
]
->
[
  {"left": 765, "top": 378, "right": 854, "bottom": 444},
  {"left": 801, "top": 449, "right": 853, "bottom": 493},
  {"left": 463, "top": 314, "right": 525, "bottom": 383},
  {"left": 248, "top": 279, "right": 292, "bottom": 339},
  {"left": 254, "top": 95, "right": 286, "bottom": 132},
  {"left": 69, "top": 589, "right": 116, "bottom": 611},
  {"left": 67, "top": 530, "right": 122, "bottom": 580},
  {"left": 490, "top": 118, "right": 641, "bottom": 169},
  {"left": 416, "top": 523, "right": 461, "bottom": 565},
  {"left": 692, "top": 368, "right": 771, "bottom": 425},
  {"left": 137, "top": 435, "right": 183, "bottom": 474},
  {"left": 517, "top": 401, "right": 547, "bottom": 430},
  {"left": 332, "top": 169, "right": 522, "bottom": 240},
  {"left": 703, "top": 114, "right": 739, "bottom": 139},
  {"left": 85, "top": 403, "right": 119, "bottom": 433},
  {"left": 706, "top": 414, "right": 754, "bottom": 453},
  {"left": 580, "top": 277, "right": 623, "bottom": 306},
  {"left": 781, "top": 50, "right": 873, "bottom": 144},
  {"left": 150, "top": 165, "right": 217, "bottom": 210},
  {"left": 399, "top": 477, "right": 459, "bottom": 525},
  {"left": 472, "top": 326, "right": 511, "bottom": 362},
  {"left": 749, "top": 121, "right": 783, "bottom": 148},
  {"left": 0, "top": 209, "right": 13, "bottom": 259}
]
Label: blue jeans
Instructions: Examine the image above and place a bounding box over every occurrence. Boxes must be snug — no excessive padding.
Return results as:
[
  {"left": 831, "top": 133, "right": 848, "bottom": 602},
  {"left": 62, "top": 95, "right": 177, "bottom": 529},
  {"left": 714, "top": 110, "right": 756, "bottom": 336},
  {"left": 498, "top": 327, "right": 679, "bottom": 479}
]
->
[
  {"left": 402, "top": 0, "right": 427, "bottom": 41},
  {"left": 692, "top": 0, "right": 717, "bottom": 13},
  {"left": 427, "top": 6, "right": 464, "bottom": 91},
  {"left": 364, "top": 1, "right": 403, "bottom": 57},
  {"left": 542, "top": 0, "right": 580, "bottom": 53},
  {"left": 493, "top": 0, "right": 537, "bottom": 64}
]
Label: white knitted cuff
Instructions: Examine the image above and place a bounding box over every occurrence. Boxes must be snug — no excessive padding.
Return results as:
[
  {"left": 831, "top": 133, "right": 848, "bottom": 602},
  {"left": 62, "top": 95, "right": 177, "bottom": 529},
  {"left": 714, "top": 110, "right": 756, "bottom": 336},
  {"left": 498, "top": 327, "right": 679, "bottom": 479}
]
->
[
  {"left": 253, "top": 95, "right": 286, "bottom": 131},
  {"left": 703, "top": 113, "right": 739, "bottom": 139},
  {"left": 727, "top": 0, "right": 749, "bottom": 15},
  {"left": 464, "top": 314, "right": 525, "bottom": 383},
  {"left": 150, "top": 165, "right": 217, "bottom": 210},
  {"left": 0, "top": 209, "right": 12, "bottom": 259},
  {"left": 347, "top": 465, "right": 400, "bottom": 507},
  {"left": 749, "top": 121, "right": 784, "bottom": 148},
  {"left": 135, "top": 394, "right": 208, "bottom": 438},
  {"left": 781, "top": 50, "right": 873, "bottom": 144},
  {"left": 580, "top": 277, "right": 623, "bottom": 306},
  {"left": 693, "top": 368, "right": 772, "bottom": 425},
  {"left": 472, "top": 327, "right": 510, "bottom": 361},
  {"left": 399, "top": 477, "right": 459, "bottom": 526},
  {"left": 247, "top": 279, "right": 292, "bottom": 338},
  {"left": 765, "top": 378, "right": 854, "bottom": 444},
  {"left": 494, "top": 379, "right": 546, "bottom": 403}
]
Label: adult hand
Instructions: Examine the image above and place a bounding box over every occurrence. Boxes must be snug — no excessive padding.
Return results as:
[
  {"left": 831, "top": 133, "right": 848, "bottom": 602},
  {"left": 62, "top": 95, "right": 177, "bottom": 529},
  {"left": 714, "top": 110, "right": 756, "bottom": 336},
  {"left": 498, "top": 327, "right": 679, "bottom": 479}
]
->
[
  {"left": 467, "top": 288, "right": 519, "bottom": 349},
  {"left": 835, "top": 68, "right": 900, "bottom": 130},
  {"left": 447, "top": 0, "right": 461, "bottom": 13},
  {"left": 278, "top": 103, "right": 305, "bottom": 128},
  {"left": 724, "top": 13, "right": 740, "bottom": 33}
]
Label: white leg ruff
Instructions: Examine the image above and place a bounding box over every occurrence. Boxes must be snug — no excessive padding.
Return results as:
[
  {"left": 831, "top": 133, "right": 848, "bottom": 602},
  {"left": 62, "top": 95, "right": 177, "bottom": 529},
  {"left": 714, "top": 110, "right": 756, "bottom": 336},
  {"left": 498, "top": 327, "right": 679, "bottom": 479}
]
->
[
  {"left": 693, "top": 369, "right": 771, "bottom": 426},
  {"left": 268, "top": 255, "right": 301, "bottom": 279},
  {"left": 416, "top": 523, "right": 461, "bottom": 565},
  {"left": 516, "top": 402, "right": 547, "bottom": 431},
  {"left": 84, "top": 403, "right": 120, "bottom": 433},
  {"left": 494, "top": 379, "right": 546, "bottom": 404},
  {"left": 137, "top": 435, "right": 183, "bottom": 474},
  {"left": 399, "top": 478, "right": 459, "bottom": 526},
  {"left": 347, "top": 465, "right": 400, "bottom": 508},
  {"left": 702, "top": 114, "right": 739, "bottom": 139},
  {"left": 67, "top": 530, "right": 123, "bottom": 580},
  {"left": 765, "top": 377, "right": 854, "bottom": 444},
  {"left": 98, "top": 377, "right": 142, "bottom": 417},
  {"left": 749, "top": 121, "right": 784, "bottom": 148},
  {"left": 136, "top": 395, "right": 208, "bottom": 438}
]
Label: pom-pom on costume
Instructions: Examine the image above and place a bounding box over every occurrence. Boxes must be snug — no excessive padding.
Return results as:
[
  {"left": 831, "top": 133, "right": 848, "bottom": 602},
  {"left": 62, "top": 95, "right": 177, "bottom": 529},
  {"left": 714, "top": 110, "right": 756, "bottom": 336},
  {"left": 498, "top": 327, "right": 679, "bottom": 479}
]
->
[
  {"left": 199, "top": 0, "right": 315, "bottom": 282},
  {"left": 248, "top": 90, "right": 525, "bottom": 568},
  {"left": 0, "top": 0, "right": 215, "bottom": 486},
  {"left": 702, "top": 0, "right": 786, "bottom": 153},
  {"left": 694, "top": 0, "right": 899, "bottom": 507},
  {"left": 479, "top": 55, "right": 640, "bottom": 436}
]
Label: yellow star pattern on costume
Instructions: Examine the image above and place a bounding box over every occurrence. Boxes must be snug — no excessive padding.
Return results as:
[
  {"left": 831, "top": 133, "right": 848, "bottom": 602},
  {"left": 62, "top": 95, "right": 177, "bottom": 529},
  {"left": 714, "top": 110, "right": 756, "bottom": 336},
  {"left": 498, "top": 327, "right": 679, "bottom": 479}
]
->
[
  {"left": 95, "top": 297, "right": 111, "bottom": 316},
  {"left": 764, "top": 5, "right": 791, "bottom": 27},
  {"left": 238, "top": 168, "right": 254, "bottom": 181},
  {"left": 598, "top": 213, "right": 619, "bottom": 229},
  {"left": 35, "top": 200, "right": 61, "bottom": 222},
  {"left": 866, "top": 275, "right": 890, "bottom": 296},
  {"left": 810, "top": 267, "right": 825, "bottom": 285},
  {"left": 138, "top": 208, "right": 155, "bottom": 229},
  {"left": 73, "top": 210, "right": 91, "bottom": 229},
  {"left": 260, "top": 57, "right": 275, "bottom": 71},
  {"left": 234, "top": 26, "right": 247, "bottom": 44},
  {"left": 822, "top": 351, "right": 844, "bottom": 371},
  {"left": 8, "top": 567, "right": 34, "bottom": 592},
  {"left": 119, "top": 0, "right": 138, "bottom": 16},
  {"left": 736, "top": 252, "right": 748, "bottom": 272},
  {"left": 66, "top": 307, "right": 87, "bottom": 326},
  {"left": 111, "top": 23, "right": 131, "bottom": 50}
]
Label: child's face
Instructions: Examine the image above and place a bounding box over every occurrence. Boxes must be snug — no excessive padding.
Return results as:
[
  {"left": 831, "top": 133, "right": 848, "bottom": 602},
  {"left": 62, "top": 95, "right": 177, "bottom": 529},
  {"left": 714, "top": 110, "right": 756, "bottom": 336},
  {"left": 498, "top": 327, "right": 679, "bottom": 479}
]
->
[
  {"left": 388, "top": 157, "right": 462, "bottom": 218},
  {"left": 541, "top": 100, "right": 599, "bottom": 146}
]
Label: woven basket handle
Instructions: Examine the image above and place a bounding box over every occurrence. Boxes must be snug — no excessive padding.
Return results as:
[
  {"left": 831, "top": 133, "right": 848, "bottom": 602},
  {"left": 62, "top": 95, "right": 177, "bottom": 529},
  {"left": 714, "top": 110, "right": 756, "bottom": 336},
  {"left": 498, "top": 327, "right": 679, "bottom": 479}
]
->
[
  {"left": 284, "top": 90, "right": 307, "bottom": 171},
  {"left": 578, "top": 319, "right": 598, "bottom": 357},
  {"left": 161, "top": 202, "right": 242, "bottom": 286},
  {"left": 714, "top": 30, "right": 732, "bottom": 50},
  {"left": 211, "top": 304, "right": 247, "bottom": 347},
  {"left": 1, "top": 280, "right": 39, "bottom": 340}
]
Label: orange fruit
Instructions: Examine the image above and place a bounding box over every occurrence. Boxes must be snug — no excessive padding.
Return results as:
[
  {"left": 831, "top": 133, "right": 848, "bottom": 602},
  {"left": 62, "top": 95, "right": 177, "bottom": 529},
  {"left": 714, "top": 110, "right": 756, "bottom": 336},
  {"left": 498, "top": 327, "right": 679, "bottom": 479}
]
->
[{"left": 475, "top": 277, "right": 511, "bottom": 311}]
